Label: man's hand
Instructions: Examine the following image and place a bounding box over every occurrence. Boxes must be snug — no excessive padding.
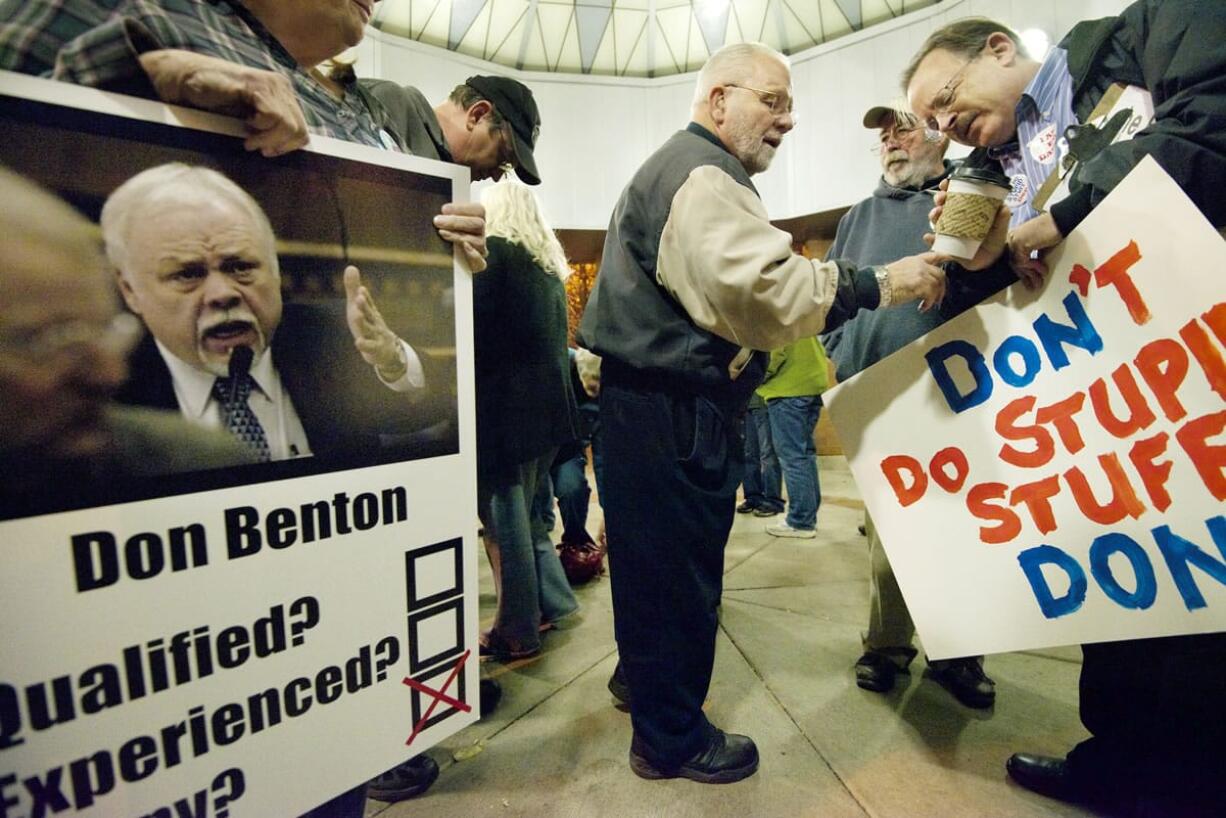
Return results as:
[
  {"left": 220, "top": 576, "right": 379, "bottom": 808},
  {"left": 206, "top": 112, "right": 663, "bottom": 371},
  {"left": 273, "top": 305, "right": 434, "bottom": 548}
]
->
[
  {"left": 139, "top": 50, "right": 308, "bottom": 157},
  {"left": 574, "top": 348, "right": 602, "bottom": 398},
  {"left": 435, "top": 202, "right": 487, "bottom": 273},
  {"left": 884, "top": 253, "right": 947, "bottom": 312},
  {"left": 926, "top": 179, "right": 1011, "bottom": 271},
  {"left": 343, "top": 265, "right": 405, "bottom": 380},
  {"left": 1006, "top": 212, "right": 1063, "bottom": 290}
]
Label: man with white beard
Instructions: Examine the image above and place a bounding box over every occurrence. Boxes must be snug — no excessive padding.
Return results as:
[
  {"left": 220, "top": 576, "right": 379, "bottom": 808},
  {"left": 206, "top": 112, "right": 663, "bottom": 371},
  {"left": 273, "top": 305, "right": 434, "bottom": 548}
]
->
[
  {"left": 578, "top": 44, "right": 947, "bottom": 783},
  {"left": 821, "top": 104, "right": 1013, "bottom": 709}
]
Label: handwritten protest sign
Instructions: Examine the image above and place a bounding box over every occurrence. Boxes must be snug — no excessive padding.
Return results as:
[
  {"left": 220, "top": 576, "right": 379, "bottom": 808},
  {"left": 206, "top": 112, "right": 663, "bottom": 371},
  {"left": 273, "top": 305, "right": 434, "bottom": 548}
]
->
[
  {"left": 826, "top": 157, "right": 1226, "bottom": 660},
  {"left": 0, "top": 74, "right": 479, "bottom": 815}
]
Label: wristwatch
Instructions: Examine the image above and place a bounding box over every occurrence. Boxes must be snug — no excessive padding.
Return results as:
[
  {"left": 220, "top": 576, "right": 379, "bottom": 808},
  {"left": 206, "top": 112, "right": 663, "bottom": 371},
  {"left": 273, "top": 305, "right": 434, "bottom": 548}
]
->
[{"left": 874, "top": 265, "right": 893, "bottom": 308}]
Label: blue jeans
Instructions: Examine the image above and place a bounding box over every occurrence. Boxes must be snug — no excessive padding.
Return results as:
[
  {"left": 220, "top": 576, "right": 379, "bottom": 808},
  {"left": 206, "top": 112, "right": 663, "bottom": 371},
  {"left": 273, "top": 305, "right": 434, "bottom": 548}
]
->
[
  {"left": 741, "top": 404, "right": 782, "bottom": 509},
  {"left": 479, "top": 450, "right": 579, "bottom": 650},
  {"left": 766, "top": 396, "right": 823, "bottom": 530},
  {"left": 549, "top": 445, "right": 593, "bottom": 543}
]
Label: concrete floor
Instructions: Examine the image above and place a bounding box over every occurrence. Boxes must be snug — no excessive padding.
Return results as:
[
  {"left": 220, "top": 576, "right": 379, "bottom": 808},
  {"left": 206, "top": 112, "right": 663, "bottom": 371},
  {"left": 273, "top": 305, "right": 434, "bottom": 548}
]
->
[{"left": 370, "top": 457, "right": 1099, "bottom": 818}]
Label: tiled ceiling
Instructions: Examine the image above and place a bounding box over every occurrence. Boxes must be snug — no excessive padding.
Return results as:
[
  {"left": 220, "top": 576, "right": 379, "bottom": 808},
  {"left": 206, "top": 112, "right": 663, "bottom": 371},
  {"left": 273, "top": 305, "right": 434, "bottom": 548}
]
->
[{"left": 373, "top": 0, "right": 942, "bottom": 78}]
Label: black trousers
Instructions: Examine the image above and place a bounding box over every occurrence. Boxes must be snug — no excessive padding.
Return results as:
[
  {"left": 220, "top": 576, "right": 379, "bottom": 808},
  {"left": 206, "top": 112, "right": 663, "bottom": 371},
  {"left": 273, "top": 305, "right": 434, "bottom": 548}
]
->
[
  {"left": 600, "top": 369, "right": 744, "bottom": 767},
  {"left": 1069, "top": 633, "right": 1226, "bottom": 817}
]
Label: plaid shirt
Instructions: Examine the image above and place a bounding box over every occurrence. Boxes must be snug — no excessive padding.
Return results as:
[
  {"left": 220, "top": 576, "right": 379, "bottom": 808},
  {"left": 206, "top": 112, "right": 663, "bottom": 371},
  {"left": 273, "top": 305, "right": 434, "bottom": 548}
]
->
[{"left": 0, "top": 0, "right": 399, "bottom": 149}]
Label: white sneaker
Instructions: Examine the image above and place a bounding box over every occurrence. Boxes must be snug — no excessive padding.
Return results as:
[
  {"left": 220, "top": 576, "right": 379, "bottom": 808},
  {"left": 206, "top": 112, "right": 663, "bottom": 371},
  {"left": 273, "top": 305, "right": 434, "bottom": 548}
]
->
[{"left": 766, "top": 522, "right": 816, "bottom": 539}]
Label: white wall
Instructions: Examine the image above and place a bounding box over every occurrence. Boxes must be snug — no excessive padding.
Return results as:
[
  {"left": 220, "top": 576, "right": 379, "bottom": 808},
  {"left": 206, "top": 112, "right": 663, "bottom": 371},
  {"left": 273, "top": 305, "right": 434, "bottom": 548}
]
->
[{"left": 359, "top": 0, "right": 1132, "bottom": 230}]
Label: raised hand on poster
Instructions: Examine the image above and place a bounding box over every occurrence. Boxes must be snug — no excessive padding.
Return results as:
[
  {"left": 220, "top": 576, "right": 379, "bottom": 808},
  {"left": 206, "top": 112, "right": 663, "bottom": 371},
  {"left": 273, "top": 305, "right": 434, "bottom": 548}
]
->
[
  {"left": 1006, "top": 212, "right": 1064, "bottom": 289},
  {"left": 434, "top": 202, "right": 488, "bottom": 273},
  {"left": 343, "top": 265, "right": 407, "bottom": 382},
  {"left": 138, "top": 50, "right": 309, "bottom": 157}
]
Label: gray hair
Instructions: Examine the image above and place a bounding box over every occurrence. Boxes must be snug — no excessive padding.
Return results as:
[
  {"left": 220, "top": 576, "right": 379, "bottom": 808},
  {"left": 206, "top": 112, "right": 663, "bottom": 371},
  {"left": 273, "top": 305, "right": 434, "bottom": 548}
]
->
[
  {"left": 693, "top": 42, "right": 789, "bottom": 109},
  {"left": 100, "top": 163, "right": 279, "bottom": 277},
  {"left": 901, "top": 17, "right": 1027, "bottom": 91}
]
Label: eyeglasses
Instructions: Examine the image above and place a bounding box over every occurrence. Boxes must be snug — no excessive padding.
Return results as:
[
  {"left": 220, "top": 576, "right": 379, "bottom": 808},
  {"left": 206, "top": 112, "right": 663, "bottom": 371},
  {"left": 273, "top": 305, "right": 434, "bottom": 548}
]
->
[
  {"left": 724, "top": 83, "right": 796, "bottom": 118},
  {"left": 921, "top": 56, "right": 978, "bottom": 131},
  {"left": 0, "top": 312, "right": 142, "bottom": 364},
  {"left": 870, "top": 123, "right": 942, "bottom": 154}
]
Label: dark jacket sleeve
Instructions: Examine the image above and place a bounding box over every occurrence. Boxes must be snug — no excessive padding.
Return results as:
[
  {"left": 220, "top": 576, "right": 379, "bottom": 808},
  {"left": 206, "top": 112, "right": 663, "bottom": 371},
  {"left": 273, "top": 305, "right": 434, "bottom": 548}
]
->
[{"left": 1056, "top": 0, "right": 1226, "bottom": 231}]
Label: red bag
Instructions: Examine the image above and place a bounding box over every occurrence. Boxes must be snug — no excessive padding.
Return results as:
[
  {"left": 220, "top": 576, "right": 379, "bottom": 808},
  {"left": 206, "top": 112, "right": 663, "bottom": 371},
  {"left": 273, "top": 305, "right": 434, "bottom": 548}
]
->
[{"left": 557, "top": 536, "right": 605, "bottom": 585}]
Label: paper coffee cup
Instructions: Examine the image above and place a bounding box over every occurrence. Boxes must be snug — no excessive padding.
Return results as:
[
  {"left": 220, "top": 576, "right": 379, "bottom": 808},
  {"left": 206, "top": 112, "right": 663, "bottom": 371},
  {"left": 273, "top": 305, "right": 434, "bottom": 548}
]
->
[{"left": 933, "top": 166, "right": 1011, "bottom": 260}]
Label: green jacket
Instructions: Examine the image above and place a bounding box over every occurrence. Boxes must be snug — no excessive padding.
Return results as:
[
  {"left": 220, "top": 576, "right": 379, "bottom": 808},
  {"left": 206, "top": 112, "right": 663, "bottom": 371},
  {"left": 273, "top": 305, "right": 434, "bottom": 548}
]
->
[{"left": 756, "top": 337, "right": 829, "bottom": 400}]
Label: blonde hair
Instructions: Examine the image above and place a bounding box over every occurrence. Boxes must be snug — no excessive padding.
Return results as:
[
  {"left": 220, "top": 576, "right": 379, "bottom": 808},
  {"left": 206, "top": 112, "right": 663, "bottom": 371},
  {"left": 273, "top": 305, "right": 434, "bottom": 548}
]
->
[{"left": 481, "top": 182, "right": 570, "bottom": 279}]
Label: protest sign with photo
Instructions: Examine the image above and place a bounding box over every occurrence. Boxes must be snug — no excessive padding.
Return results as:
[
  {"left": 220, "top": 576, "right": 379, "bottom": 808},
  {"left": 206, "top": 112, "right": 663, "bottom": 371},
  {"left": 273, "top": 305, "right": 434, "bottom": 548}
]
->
[
  {"left": 0, "top": 72, "right": 480, "bottom": 815},
  {"left": 827, "top": 157, "right": 1226, "bottom": 660}
]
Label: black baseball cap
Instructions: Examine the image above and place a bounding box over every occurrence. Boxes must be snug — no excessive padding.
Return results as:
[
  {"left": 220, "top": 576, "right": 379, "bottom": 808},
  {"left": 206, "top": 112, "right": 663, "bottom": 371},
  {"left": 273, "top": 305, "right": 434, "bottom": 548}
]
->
[{"left": 464, "top": 75, "right": 542, "bottom": 185}]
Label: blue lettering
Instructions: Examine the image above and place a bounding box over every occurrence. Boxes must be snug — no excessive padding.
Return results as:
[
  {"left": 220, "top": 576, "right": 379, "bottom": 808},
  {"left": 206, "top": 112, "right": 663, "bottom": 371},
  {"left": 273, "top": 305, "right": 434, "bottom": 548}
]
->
[
  {"left": 992, "top": 335, "right": 1043, "bottom": 388},
  {"left": 1088, "top": 532, "right": 1157, "bottom": 609},
  {"left": 925, "top": 340, "right": 993, "bottom": 414},
  {"left": 1033, "top": 291, "right": 1103, "bottom": 370},
  {"left": 1018, "top": 544, "right": 1087, "bottom": 619},
  {"left": 1153, "top": 515, "right": 1226, "bottom": 611}
]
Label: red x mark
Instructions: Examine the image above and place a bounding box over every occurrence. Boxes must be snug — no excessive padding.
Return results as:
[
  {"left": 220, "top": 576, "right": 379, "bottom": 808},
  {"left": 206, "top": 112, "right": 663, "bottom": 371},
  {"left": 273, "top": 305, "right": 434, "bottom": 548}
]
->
[{"left": 402, "top": 649, "right": 472, "bottom": 746}]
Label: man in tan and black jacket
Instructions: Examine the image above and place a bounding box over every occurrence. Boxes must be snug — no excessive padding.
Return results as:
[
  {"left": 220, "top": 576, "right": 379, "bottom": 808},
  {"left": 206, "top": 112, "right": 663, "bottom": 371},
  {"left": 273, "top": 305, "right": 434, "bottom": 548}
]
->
[{"left": 578, "top": 42, "right": 946, "bottom": 784}]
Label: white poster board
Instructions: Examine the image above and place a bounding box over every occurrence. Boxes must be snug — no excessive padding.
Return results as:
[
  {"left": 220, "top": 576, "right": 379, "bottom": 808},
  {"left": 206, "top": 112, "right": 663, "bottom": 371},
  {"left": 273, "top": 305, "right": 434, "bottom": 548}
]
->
[
  {"left": 0, "top": 73, "right": 479, "bottom": 815},
  {"left": 826, "top": 157, "right": 1226, "bottom": 660}
]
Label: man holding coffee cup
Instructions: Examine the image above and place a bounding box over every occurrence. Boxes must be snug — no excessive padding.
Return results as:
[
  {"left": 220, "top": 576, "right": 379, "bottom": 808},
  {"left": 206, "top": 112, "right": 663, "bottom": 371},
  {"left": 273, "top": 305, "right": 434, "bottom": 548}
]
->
[{"left": 903, "top": 3, "right": 1226, "bottom": 814}]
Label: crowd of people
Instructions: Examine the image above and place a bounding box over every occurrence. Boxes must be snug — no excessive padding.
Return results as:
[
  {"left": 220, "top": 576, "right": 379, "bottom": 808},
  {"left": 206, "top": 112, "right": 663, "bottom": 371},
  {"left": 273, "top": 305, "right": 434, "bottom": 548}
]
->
[{"left": 1, "top": 0, "right": 1224, "bottom": 816}]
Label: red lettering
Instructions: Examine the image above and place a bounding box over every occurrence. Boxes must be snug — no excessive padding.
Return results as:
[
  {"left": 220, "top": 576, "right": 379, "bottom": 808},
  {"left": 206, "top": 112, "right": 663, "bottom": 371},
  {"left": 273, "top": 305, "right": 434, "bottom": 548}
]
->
[
  {"left": 930, "top": 447, "right": 969, "bottom": 493},
  {"left": 1129, "top": 432, "right": 1173, "bottom": 512},
  {"left": 1202, "top": 303, "right": 1226, "bottom": 348},
  {"left": 1064, "top": 453, "right": 1146, "bottom": 525},
  {"left": 1134, "top": 338, "right": 1189, "bottom": 422},
  {"left": 1035, "top": 392, "right": 1087, "bottom": 455},
  {"left": 1175, "top": 410, "right": 1226, "bottom": 502},
  {"left": 881, "top": 455, "right": 927, "bottom": 507},
  {"left": 1178, "top": 318, "right": 1226, "bottom": 403},
  {"left": 1009, "top": 474, "right": 1061, "bottom": 535},
  {"left": 1088, "top": 363, "right": 1156, "bottom": 438},
  {"left": 995, "top": 395, "right": 1054, "bottom": 468},
  {"left": 966, "top": 482, "right": 1021, "bottom": 544},
  {"left": 1094, "top": 240, "right": 1149, "bottom": 325},
  {"left": 1068, "top": 263, "right": 1092, "bottom": 297}
]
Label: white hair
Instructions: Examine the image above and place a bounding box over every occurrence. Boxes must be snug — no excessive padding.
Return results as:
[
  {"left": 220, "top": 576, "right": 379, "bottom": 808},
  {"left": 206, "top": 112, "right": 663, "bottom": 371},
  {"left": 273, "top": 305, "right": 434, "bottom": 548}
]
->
[
  {"left": 100, "top": 163, "right": 279, "bottom": 276},
  {"left": 481, "top": 182, "right": 570, "bottom": 279},
  {"left": 692, "top": 42, "right": 789, "bottom": 108}
]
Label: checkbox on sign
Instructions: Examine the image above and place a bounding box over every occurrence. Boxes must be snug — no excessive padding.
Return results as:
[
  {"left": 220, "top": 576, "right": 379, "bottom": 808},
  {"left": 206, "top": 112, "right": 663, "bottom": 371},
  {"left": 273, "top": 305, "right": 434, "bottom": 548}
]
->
[
  {"left": 404, "top": 538, "right": 463, "bottom": 611},
  {"left": 407, "top": 597, "right": 465, "bottom": 673}
]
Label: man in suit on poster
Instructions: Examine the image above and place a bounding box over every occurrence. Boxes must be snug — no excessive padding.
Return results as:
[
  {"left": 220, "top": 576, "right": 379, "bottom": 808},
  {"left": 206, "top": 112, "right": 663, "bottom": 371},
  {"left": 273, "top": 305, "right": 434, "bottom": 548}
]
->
[
  {"left": 101, "top": 162, "right": 439, "bottom": 465},
  {"left": 0, "top": 165, "right": 252, "bottom": 520}
]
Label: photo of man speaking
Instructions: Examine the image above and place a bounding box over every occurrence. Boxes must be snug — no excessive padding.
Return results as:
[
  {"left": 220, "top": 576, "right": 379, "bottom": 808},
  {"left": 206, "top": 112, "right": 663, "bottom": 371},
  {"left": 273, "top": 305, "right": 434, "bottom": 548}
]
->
[{"left": 102, "top": 163, "right": 433, "bottom": 466}]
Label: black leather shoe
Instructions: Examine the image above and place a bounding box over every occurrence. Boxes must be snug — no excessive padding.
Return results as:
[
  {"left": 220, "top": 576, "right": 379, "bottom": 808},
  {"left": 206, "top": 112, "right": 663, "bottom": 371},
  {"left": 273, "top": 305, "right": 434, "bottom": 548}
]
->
[
  {"left": 927, "top": 658, "right": 995, "bottom": 708},
  {"left": 629, "top": 730, "right": 759, "bottom": 784},
  {"left": 1006, "top": 753, "right": 1079, "bottom": 802},
  {"left": 736, "top": 500, "right": 758, "bottom": 514},
  {"left": 608, "top": 661, "right": 631, "bottom": 705},
  {"left": 854, "top": 650, "right": 899, "bottom": 692},
  {"left": 367, "top": 755, "right": 439, "bottom": 802},
  {"left": 480, "top": 677, "right": 502, "bottom": 717}
]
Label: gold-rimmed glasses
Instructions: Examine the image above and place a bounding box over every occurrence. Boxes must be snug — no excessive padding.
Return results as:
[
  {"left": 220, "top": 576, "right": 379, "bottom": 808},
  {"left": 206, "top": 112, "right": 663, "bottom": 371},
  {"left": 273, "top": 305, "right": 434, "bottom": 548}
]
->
[
  {"left": 921, "top": 56, "right": 979, "bottom": 131},
  {"left": 724, "top": 83, "right": 796, "bottom": 119}
]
